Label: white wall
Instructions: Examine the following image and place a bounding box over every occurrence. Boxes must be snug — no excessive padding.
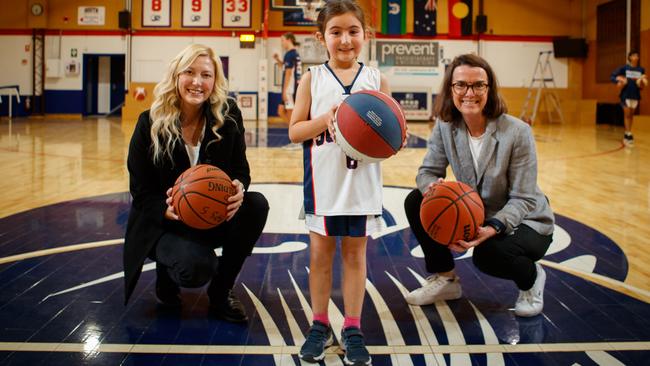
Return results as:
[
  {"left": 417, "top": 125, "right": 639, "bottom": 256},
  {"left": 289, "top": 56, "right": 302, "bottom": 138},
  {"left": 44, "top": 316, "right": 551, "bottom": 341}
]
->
[
  {"left": 0, "top": 36, "right": 33, "bottom": 95},
  {"left": 481, "top": 41, "right": 568, "bottom": 88},
  {"left": 0, "top": 34, "right": 569, "bottom": 97},
  {"left": 44, "top": 35, "right": 126, "bottom": 90},
  {"left": 131, "top": 36, "right": 259, "bottom": 94}
]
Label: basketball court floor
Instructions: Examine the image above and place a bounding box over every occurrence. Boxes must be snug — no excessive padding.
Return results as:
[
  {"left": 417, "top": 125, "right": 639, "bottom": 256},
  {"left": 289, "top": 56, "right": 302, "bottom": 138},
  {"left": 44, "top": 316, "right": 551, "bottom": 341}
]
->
[{"left": 0, "top": 114, "right": 649, "bottom": 365}]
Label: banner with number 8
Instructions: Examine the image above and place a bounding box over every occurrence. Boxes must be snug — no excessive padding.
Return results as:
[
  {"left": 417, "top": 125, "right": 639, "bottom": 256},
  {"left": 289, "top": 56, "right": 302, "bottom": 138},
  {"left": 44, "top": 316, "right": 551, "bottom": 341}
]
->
[{"left": 142, "top": 0, "right": 171, "bottom": 27}]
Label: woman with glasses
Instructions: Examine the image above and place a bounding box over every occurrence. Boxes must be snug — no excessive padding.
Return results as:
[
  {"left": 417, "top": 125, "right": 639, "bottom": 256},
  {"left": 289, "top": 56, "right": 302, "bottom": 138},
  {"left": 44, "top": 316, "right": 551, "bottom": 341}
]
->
[{"left": 403, "top": 54, "right": 554, "bottom": 317}]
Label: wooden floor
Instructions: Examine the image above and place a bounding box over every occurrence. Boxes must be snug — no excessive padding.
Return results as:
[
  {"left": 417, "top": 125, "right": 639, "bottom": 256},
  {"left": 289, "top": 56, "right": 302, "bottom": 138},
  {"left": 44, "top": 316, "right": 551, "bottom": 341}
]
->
[
  {"left": 1, "top": 114, "right": 649, "bottom": 294},
  {"left": 0, "top": 113, "right": 649, "bottom": 365}
]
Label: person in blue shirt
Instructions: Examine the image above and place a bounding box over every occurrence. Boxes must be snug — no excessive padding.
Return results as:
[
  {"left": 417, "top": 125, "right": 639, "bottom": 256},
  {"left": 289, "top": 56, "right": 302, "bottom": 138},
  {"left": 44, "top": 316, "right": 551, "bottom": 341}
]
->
[
  {"left": 273, "top": 32, "right": 302, "bottom": 123},
  {"left": 611, "top": 50, "right": 647, "bottom": 146}
]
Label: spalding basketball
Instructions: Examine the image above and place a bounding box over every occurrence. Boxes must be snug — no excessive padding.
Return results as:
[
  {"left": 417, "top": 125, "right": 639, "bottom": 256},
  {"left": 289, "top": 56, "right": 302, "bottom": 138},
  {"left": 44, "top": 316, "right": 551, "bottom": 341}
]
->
[
  {"left": 420, "top": 181, "right": 485, "bottom": 245},
  {"left": 334, "top": 90, "right": 407, "bottom": 162},
  {"left": 171, "top": 164, "right": 236, "bottom": 229}
]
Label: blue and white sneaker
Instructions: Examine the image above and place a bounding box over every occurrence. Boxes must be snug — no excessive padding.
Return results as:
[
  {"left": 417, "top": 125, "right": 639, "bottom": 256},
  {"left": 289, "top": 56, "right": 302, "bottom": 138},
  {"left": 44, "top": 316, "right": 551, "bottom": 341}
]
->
[
  {"left": 341, "top": 326, "right": 372, "bottom": 366},
  {"left": 299, "top": 320, "right": 334, "bottom": 362}
]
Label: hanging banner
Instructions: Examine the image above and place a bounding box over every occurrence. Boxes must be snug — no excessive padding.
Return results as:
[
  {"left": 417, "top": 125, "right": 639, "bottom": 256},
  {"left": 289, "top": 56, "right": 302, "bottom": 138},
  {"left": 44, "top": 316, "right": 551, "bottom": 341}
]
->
[
  {"left": 222, "top": 0, "right": 251, "bottom": 28},
  {"left": 142, "top": 0, "right": 171, "bottom": 27},
  {"left": 448, "top": 0, "right": 472, "bottom": 37},
  {"left": 382, "top": 0, "right": 406, "bottom": 35},
  {"left": 183, "top": 0, "right": 211, "bottom": 27},
  {"left": 413, "top": 0, "right": 436, "bottom": 36}
]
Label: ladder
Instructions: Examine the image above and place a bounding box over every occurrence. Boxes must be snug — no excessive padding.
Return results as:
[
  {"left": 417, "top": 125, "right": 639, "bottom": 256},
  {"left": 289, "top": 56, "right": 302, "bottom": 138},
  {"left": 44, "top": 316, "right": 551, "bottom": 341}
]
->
[{"left": 520, "top": 51, "right": 564, "bottom": 125}]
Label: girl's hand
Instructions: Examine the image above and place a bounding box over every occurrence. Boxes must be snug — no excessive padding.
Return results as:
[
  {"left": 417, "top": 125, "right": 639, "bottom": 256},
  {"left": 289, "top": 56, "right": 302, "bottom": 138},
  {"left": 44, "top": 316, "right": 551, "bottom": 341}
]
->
[
  {"left": 401, "top": 123, "right": 409, "bottom": 149},
  {"left": 449, "top": 226, "right": 497, "bottom": 253},
  {"left": 325, "top": 105, "right": 339, "bottom": 142},
  {"left": 164, "top": 187, "right": 179, "bottom": 221},
  {"left": 226, "top": 179, "right": 245, "bottom": 221}
]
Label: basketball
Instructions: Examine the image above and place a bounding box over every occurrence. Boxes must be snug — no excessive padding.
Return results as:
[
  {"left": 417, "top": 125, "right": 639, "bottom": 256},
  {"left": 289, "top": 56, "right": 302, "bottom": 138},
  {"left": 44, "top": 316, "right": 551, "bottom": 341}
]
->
[
  {"left": 334, "top": 90, "right": 407, "bottom": 162},
  {"left": 420, "top": 181, "right": 485, "bottom": 245},
  {"left": 171, "top": 164, "right": 236, "bottom": 229}
]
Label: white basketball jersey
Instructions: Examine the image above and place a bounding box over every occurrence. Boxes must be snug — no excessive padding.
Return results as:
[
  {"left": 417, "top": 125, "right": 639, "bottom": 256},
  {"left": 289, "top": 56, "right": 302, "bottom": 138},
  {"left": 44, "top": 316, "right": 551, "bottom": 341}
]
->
[{"left": 303, "top": 63, "right": 383, "bottom": 216}]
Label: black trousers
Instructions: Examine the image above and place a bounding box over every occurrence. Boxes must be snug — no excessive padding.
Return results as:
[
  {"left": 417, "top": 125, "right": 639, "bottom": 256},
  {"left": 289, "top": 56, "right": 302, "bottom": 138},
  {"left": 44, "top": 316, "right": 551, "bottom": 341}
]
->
[
  {"left": 404, "top": 189, "right": 552, "bottom": 290},
  {"left": 154, "top": 191, "right": 269, "bottom": 299}
]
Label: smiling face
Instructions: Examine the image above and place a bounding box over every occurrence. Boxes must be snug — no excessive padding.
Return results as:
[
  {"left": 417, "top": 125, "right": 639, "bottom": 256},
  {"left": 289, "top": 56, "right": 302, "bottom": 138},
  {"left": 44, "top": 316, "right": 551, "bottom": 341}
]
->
[
  {"left": 177, "top": 55, "right": 215, "bottom": 110},
  {"left": 320, "top": 12, "right": 365, "bottom": 66},
  {"left": 451, "top": 65, "right": 489, "bottom": 119}
]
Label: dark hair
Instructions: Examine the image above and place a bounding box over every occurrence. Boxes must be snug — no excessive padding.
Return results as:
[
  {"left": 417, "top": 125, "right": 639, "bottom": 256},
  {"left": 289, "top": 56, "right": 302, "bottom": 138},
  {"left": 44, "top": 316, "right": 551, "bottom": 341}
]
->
[
  {"left": 316, "top": 0, "right": 366, "bottom": 35},
  {"left": 282, "top": 32, "right": 300, "bottom": 46},
  {"left": 433, "top": 53, "right": 507, "bottom": 123},
  {"left": 628, "top": 49, "right": 639, "bottom": 63}
]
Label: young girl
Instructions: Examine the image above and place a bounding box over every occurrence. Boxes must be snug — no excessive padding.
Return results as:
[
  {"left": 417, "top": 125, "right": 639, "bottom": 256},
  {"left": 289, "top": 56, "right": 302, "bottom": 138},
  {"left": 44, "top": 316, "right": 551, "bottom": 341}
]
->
[{"left": 288, "top": 1, "right": 390, "bottom": 365}]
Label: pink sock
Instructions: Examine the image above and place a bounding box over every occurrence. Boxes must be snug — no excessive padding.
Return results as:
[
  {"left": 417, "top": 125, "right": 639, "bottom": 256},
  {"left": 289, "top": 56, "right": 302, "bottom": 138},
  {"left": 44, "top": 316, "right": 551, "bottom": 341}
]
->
[
  {"left": 313, "top": 313, "right": 329, "bottom": 326},
  {"left": 343, "top": 315, "right": 361, "bottom": 329}
]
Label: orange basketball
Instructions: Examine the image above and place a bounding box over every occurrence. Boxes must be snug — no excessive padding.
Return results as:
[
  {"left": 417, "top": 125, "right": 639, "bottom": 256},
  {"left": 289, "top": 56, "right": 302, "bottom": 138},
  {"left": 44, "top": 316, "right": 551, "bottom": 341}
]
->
[
  {"left": 420, "top": 181, "right": 485, "bottom": 245},
  {"left": 171, "top": 164, "right": 236, "bottom": 229}
]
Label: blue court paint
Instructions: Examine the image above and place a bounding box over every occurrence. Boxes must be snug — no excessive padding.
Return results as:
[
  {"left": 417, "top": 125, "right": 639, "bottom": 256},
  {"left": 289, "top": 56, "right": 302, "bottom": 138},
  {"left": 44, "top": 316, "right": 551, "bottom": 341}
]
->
[{"left": 0, "top": 185, "right": 648, "bottom": 365}]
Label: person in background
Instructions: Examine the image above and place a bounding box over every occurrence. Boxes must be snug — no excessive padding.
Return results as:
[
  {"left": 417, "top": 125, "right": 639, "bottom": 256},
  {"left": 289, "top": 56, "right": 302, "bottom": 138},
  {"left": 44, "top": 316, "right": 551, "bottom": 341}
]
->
[
  {"left": 611, "top": 50, "right": 646, "bottom": 146},
  {"left": 273, "top": 32, "right": 303, "bottom": 124}
]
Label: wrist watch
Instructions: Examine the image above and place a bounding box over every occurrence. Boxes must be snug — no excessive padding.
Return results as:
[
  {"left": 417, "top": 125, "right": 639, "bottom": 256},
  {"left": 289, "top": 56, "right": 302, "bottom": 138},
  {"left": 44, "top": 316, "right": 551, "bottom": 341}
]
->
[{"left": 485, "top": 218, "right": 504, "bottom": 234}]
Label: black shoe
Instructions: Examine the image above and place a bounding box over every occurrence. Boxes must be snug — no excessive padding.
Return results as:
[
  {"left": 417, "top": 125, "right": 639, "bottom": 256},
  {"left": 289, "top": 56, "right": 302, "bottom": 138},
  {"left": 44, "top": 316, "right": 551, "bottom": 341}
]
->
[
  {"left": 209, "top": 290, "right": 248, "bottom": 323},
  {"left": 155, "top": 264, "right": 181, "bottom": 308}
]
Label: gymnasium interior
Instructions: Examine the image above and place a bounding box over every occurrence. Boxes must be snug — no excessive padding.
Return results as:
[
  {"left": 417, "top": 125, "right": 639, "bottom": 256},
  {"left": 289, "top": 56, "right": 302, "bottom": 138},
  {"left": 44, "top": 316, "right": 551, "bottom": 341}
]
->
[{"left": 0, "top": 0, "right": 649, "bottom": 365}]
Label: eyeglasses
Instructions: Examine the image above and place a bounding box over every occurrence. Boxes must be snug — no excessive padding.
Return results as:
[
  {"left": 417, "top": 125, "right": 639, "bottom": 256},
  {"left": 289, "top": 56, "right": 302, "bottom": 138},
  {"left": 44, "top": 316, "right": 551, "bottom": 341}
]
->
[{"left": 451, "top": 81, "right": 489, "bottom": 95}]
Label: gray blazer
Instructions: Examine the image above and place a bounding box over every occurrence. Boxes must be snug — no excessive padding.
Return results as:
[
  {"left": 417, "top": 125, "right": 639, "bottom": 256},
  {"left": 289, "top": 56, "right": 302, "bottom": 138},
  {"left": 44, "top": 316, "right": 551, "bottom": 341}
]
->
[{"left": 416, "top": 114, "right": 554, "bottom": 236}]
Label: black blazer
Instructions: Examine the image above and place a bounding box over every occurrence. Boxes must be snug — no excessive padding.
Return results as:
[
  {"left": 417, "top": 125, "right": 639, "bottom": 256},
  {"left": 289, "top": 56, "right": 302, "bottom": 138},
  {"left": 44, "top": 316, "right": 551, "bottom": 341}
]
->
[{"left": 123, "top": 99, "right": 250, "bottom": 304}]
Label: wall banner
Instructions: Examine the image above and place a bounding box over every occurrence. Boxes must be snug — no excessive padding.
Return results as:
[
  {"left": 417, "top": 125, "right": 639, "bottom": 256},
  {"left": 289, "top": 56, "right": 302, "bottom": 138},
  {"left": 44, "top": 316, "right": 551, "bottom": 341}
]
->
[
  {"left": 142, "top": 0, "right": 171, "bottom": 27},
  {"left": 375, "top": 40, "right": 439, "bottom": 68},
  {"left": 222, "top": 0, "right": 251, "bottom": 28},
  {"left": 182, "top": 0, "right": 211, "bottom": 27}
]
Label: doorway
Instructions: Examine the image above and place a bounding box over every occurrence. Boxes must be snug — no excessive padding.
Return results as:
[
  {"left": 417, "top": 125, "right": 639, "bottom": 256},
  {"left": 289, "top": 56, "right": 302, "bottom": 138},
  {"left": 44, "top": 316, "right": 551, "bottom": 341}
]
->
[{"left": 83, "top": 54, "right": 125, "bottom": 116}]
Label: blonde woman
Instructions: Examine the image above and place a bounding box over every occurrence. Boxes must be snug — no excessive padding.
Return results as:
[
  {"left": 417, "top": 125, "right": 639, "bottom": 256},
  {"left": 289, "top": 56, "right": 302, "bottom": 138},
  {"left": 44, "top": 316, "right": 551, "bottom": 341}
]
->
[{"left": 124, "top": 44, "right": 268, "bottom": 322}]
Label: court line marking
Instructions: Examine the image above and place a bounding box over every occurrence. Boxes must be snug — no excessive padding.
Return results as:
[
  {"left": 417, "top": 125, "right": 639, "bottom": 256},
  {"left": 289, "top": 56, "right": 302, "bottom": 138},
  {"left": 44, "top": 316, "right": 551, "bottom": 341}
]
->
[
  {"left": 2, "top": 239, "right": 649, "bottom": 304},
  {"left": 0, "top": 341, "right": 648, "bottom": 354},
  {"left": 539, "top": 259, "right": 650, "bottom": 303},
  {"left": 0, "top": 239, "right": 123, "bottom": 264}
]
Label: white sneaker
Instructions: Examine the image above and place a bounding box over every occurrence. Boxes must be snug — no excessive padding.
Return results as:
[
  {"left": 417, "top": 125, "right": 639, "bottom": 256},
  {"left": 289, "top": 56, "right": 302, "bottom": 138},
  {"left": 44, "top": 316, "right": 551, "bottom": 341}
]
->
[
  {"left": 405, "top": 274, "right": 462, "bottom": 306},
  {"left": 514, "top": 263, "right": 546, "bottom": 317}
]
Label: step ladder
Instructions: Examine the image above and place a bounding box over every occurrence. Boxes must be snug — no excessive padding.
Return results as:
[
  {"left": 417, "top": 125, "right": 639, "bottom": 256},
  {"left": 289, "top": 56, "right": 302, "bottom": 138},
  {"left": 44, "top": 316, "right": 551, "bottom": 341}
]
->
[{"left": 520, "top": 51, "right": 564, "bottom": 125}]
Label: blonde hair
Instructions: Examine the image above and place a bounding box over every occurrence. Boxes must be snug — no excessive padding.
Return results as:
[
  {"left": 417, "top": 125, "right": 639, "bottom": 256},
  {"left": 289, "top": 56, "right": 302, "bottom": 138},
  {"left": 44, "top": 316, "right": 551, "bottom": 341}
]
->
[{"left": 149, "top": 44, "right": 229, "bottom": 165}]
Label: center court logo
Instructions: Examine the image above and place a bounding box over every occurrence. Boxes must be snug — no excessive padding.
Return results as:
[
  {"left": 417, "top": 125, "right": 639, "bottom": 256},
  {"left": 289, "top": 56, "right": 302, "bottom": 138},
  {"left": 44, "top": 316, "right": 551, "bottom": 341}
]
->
[{"left": 0, "top": 184, "right": 646, "bottom": 366}]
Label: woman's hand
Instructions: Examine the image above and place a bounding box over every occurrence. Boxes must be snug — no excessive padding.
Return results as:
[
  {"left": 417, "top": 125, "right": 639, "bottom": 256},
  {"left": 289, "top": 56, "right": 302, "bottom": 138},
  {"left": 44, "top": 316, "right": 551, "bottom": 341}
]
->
[
  {"left": 226, "top": 179, "right": 245, "bottom": 221},
  {"left": 449, "top": 225, "right": 497, "bottom": 253},
  {"left": 425, "top": 178, "right": 445, "bottom": 193},
  {"left": 164, "top": 187, "right": 179, "bottom": 221}
]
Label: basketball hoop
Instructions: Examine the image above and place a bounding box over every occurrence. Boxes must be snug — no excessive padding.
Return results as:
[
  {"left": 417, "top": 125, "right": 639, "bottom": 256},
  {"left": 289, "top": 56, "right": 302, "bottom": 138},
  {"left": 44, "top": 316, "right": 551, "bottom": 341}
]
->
[{"left": 298, "top": 0, "right": 324, "bottom": 22}]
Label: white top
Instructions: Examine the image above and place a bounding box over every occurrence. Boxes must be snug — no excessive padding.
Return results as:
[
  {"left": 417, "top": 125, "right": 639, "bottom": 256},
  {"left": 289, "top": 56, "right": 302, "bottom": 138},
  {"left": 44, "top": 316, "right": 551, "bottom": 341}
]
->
[
  {"left": 184, "top": 143, "right": 200, "bottom": 166},
  {"left": 467, "top": 129, "right": 487, "bottom": 174},
  {"left": 303, "top": 63, "right": 383, "bottom": 216}
]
